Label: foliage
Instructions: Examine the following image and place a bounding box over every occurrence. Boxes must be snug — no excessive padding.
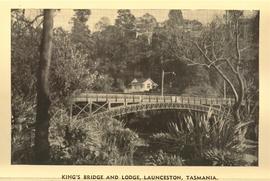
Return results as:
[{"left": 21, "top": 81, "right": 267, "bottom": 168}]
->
[
  {"left": 162, "top": 109, "right": 258, "bottom": 166},
  {"left": 148, "top": 133, "right": 185, "bottom": 154},
  {"left": 95, "top": 17, "right": 111, "bottom": 31},
  {"left": 166, "top": 10, "right": 184, "bottom": 27},
  {"left": 92, "top": 74, "right": 114, "bottom": 92},
  {"left": 11, "top": 95, "right": 36, "bottom": 164},
  {"left": 70, "top": 9, "right": 92, "bottom": 50},
  {"left": 167, "top": 10, "right": 259, "bottom": 122},
  {"left": 11, "top": 10, "right": 41, "bottom": 99},
  {"left": 135, "top": 13, "right": 157, "bottom": 33},
  {"left": 202, "top": 148, "right": 247, "bottom": 166},
  {"left": 11, "top": 10, "right": 41, "bottom": 164},
  {"left": 51, "top": 27, "right": 115, "bottom": 105},
  {"left": 144, "top": 149, "right": 184, "bottom": 166},
  {"left": 51, "top": 28, "right": 94, "bottom": 101},
  {"left": 115, "top": 9, "right": 136, "bottom": 32},
  {"left": 49, "top": 115, "right": 140, "bottom": 165}
]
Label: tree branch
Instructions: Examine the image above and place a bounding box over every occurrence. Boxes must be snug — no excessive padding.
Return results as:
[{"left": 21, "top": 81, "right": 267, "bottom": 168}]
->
[
  {"left": 239, "top": 46, "right": 250, "bottom": 52},
  {"left": 203, "top": 43, "right": 211, "bottom": 56},
  {"left": 211, "top": 42, "right": 218, "bottom": 60},
  {"left": 182, "top": 56, "right": 209, "bottom": 67},
  {"left": 29, "top": 14, "right": 44, "bottom": 24},
  {"left": 191, "top": 40, "right": 239, "bottom": 101},
  {"left": 236, "top": 20, "right": 241, "bottom": 72},
  {"left": 223, "top": 58, "right": 238, "bottom": 74}
]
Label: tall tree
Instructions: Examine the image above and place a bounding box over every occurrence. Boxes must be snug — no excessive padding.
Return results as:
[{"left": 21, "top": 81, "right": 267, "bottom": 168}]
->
[
  {"left": 166, "top": 10, "right": 184, "bottom": 27},
  {"left": 70, "top": 10, "right": 92, "bottom": 51},
  {"left": 115, "top": 9, "right": 136, "bottom": 37},
  {"left": 34, "top": 9, "right": 54, "bottom": 164},
  {"left": 115, "top": 9, "right": 135, "bottom": 29}
]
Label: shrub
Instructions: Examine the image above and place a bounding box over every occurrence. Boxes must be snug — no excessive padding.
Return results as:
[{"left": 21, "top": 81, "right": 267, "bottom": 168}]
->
[
  {"left": 49, "top": 112, "right": 140, "bottom": 165},
  {"left": 11, "top": 95, "right": 36, "bottom": 164},
  {"left": 202, "top": 148, "right": 248, "bottom": 166},
  {"left": 148, "top": 133, "right": 185, "bottom": 154},
  {"left": 156, "top": 108, "right": 258, "bottom": 166},
  {"left": 144, "top": 149, "right": 184, "bottom": 166}
]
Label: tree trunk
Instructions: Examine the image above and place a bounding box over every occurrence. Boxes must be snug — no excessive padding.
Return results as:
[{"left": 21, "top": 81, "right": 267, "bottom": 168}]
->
[
  {"left": 34, "top": 9, "right": 54, "bottom": 164},
  {"left": 232, "top": 19, "right": 245, "bottom": 123},
  {"left": 233, "top": 73, "right": 245, "bottom": 123}
]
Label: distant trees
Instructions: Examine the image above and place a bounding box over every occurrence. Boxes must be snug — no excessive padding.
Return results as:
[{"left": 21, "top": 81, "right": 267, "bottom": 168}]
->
[
  {"left": 167, "top": 10, "right": 184, "bottom": 27},
  {"left": 11, "top": 9, "right": 259, "bottom": 105},
  {"left": 135, "top": 13, "right": 157, "bottom": 44},
  {"left": 95, "top": 16, "right": 111, "bottom": 31},
  {"left": 70, "top": 10, "right": 93, "bottom": 57},
  {"left": 115, "top": 9, "right": 136, "bottom": 34},
  {"left": 88, "top": 9, "right": 218, "bottom": 94},
  {"left": 168, "top": 10, "right": 259, "bottom": 122},
  {"left": 71, "top": 10, "right": 91, "bottom": 44}
]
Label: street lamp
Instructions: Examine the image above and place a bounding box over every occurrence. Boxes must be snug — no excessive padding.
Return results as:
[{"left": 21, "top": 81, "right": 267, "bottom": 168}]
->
[{"left": 161, "top": 69, "right": 176, "bottom": 96}]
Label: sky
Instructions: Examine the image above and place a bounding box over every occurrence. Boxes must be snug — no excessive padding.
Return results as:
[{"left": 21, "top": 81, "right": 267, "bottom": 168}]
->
[
  {"left": 26, "top": 9, "right": 256, "bottom": 32},
  {"left": 54, "top": 9, "right": 224, "bottom": 31}
]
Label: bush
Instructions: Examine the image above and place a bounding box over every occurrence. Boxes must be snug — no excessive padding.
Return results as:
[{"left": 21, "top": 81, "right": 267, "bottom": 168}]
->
[
  {"left": 148, "top": 133, "right": 185, "bottom": 154},
  {"left": 148, "top": 108, "right": 259, "bottom": 166},
  {"left": 202, "top": 148, "right": 248, "bottom": 166},
  {"left": 11, "top": 95, "right": 36, "bottom": 164},
  {"left": 49, "top": 112, "right": 140, "bottom": 165},
  {"left": 144, "top": 149, "right": 184, "bottom": 166}
]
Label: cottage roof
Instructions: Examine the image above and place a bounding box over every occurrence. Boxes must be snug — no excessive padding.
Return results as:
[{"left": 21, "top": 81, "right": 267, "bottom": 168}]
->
[{"left": 129, "top": 78, "right": 158, "bottom": 86}]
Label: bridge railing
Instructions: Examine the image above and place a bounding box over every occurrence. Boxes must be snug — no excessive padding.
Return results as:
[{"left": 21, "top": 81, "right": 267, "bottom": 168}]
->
[{"left": 71, "top": 93, "right": 235, "bottom": 106}]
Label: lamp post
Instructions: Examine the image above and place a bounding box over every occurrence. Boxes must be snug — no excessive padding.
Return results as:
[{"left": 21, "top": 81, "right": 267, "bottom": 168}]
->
[{"left": 161, "top": 69, "right": 176, "bottom": 96}]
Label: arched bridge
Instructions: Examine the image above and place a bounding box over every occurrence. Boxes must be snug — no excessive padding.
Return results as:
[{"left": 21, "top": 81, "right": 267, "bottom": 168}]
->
[{"left": 70, "top": 93, "right": 235, "bottom": 120}]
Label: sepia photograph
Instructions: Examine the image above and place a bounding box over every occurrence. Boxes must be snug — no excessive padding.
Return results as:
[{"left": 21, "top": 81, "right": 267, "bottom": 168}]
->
[{"left": 11, "top": 9, "right": 259, "bottom": 166}]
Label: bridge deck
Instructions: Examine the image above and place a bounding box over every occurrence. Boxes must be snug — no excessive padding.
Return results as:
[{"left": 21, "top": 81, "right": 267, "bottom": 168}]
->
[{"left": 71, "top": 93, "right": 235, "bottom": 106}]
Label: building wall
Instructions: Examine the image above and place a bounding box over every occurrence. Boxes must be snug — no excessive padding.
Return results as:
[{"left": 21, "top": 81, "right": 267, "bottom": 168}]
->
[
  {"left": 143, "top": 79, "right": 153, "bottom": 91},
  {"left": 124, "top": 80, "right": 154, "bottom": 93}
]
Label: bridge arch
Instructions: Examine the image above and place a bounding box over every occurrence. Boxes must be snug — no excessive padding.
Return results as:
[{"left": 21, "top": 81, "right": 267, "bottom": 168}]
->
[
  {"left": 70, "top": 102, "right": 232, "bottom": 129},
  {"left": 91, "top": 102, "right": 228, "bottom": 120}
]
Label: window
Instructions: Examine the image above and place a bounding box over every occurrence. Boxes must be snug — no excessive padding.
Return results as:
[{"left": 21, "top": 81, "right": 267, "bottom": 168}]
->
[{"left": 147, "top": 83, "right": 151, "bottom": 89}]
